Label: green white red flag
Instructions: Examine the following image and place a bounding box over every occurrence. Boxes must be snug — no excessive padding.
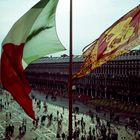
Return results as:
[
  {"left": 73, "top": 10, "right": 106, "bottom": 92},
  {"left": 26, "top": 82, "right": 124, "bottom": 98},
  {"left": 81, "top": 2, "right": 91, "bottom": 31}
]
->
[{"left": 1, "top": 0, "right": 65, "bottom": 119}]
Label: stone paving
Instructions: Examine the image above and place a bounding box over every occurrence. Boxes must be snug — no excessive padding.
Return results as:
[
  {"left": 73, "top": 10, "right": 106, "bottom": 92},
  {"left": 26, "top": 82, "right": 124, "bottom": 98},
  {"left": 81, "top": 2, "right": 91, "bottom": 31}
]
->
[{"left": 0, "top": 90, "right": 138, "bottom": 140}]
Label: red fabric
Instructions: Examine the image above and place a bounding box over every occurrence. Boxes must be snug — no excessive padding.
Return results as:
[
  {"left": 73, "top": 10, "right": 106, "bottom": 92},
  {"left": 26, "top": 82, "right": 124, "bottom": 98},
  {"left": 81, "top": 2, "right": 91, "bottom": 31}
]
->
[
  {"left": 97, "top": 5, "right": 140, "bottom": 60},
  {"left": 1, "top": 43, "right": 35, "bottom": 119}
]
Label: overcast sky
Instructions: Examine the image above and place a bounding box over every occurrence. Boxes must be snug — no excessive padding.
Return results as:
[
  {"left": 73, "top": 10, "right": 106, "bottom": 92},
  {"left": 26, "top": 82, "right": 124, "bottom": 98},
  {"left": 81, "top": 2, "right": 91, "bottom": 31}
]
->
[{"left": 0, "top": 0, "right": 140, "bottom": 56}]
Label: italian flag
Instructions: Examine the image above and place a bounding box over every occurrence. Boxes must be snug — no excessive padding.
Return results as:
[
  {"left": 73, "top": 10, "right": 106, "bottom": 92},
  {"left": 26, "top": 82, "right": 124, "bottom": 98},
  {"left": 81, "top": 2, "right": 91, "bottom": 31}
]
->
[{"left": 1, "top": 0, "right": 65, "bottom": 119}]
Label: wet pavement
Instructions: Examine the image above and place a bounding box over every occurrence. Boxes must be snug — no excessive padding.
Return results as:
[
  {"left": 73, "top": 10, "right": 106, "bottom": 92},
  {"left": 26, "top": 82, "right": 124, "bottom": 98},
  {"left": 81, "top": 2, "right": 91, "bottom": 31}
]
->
[{"left": 0, "top": 90, "right": 138, "bottom": 140}]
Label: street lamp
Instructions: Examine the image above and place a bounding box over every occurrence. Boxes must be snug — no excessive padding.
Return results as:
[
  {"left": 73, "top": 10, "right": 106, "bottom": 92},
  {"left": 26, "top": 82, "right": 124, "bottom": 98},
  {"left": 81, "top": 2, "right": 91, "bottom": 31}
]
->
[{"left": 72, "top": 85, "right": 76, "bottom": 91}]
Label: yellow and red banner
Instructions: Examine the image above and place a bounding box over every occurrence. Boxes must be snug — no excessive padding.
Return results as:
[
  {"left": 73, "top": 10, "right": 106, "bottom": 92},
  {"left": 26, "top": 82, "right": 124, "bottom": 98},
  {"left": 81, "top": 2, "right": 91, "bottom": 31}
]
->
[{"left": 73, "top": 4, "right": 140, "bottom": 78}]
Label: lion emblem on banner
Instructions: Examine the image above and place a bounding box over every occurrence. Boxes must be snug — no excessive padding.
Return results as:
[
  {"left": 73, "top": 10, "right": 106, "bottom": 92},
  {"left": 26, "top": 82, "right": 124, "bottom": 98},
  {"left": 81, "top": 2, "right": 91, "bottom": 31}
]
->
[{"left": 104, "top": 17, "right": 135, "bottom": 54}]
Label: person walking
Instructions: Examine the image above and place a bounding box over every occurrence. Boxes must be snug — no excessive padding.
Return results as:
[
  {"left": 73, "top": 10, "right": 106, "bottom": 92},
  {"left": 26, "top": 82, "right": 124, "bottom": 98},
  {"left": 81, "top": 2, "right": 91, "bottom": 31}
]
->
[{"left": 61, "top": 132, "right": 66, "bottom": 140}]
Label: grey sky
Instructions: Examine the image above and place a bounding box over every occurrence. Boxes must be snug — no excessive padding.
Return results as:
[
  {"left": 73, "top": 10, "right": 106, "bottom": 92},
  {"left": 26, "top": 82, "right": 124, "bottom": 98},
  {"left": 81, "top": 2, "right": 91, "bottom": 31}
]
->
[{"left": 0, "top": 0, "right": 140, "bottom": 56}]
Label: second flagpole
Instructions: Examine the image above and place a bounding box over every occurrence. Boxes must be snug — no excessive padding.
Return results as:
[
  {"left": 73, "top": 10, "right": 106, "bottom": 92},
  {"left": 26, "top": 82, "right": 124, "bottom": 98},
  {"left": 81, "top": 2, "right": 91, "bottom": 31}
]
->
[{"left": 68, "top": 0, "right": 73, "bottom": 139}]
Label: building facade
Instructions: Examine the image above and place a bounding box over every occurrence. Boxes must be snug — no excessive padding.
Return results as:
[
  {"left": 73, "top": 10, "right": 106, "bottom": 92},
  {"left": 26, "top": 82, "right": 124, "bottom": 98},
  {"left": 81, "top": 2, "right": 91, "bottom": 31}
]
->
[{"left": 25, "top": 50, "right": 140, "bottom": 105}]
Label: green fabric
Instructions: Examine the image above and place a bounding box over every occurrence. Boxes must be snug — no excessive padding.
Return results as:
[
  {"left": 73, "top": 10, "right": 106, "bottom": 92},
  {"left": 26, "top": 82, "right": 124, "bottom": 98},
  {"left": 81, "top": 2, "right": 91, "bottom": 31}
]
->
[
  {"left": 23, "top": 0, "right": 65, "bottom": 65},
  {"left": 2, "top": 0, "right": 65, "bottom": 67},
  {"left": 32, "top": 0, "right": 49, "bottom": 9}
]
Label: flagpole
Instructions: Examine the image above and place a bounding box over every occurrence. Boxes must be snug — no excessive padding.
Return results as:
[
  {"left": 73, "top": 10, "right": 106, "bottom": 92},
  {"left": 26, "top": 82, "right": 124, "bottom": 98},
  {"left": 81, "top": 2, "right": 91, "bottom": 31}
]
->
[{"left": 68, "top": 0, "right": 73, "bottom": 139}]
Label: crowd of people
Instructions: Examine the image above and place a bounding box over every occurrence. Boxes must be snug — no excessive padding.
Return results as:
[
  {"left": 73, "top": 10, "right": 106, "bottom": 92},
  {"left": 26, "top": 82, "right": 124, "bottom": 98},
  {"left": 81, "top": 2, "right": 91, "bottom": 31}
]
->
[
  {"left": 29, "top": 93, "right": 140, "bottom": 139},
  {"left": 0, "top": 90, "right": 140, "bottom": 140}
]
